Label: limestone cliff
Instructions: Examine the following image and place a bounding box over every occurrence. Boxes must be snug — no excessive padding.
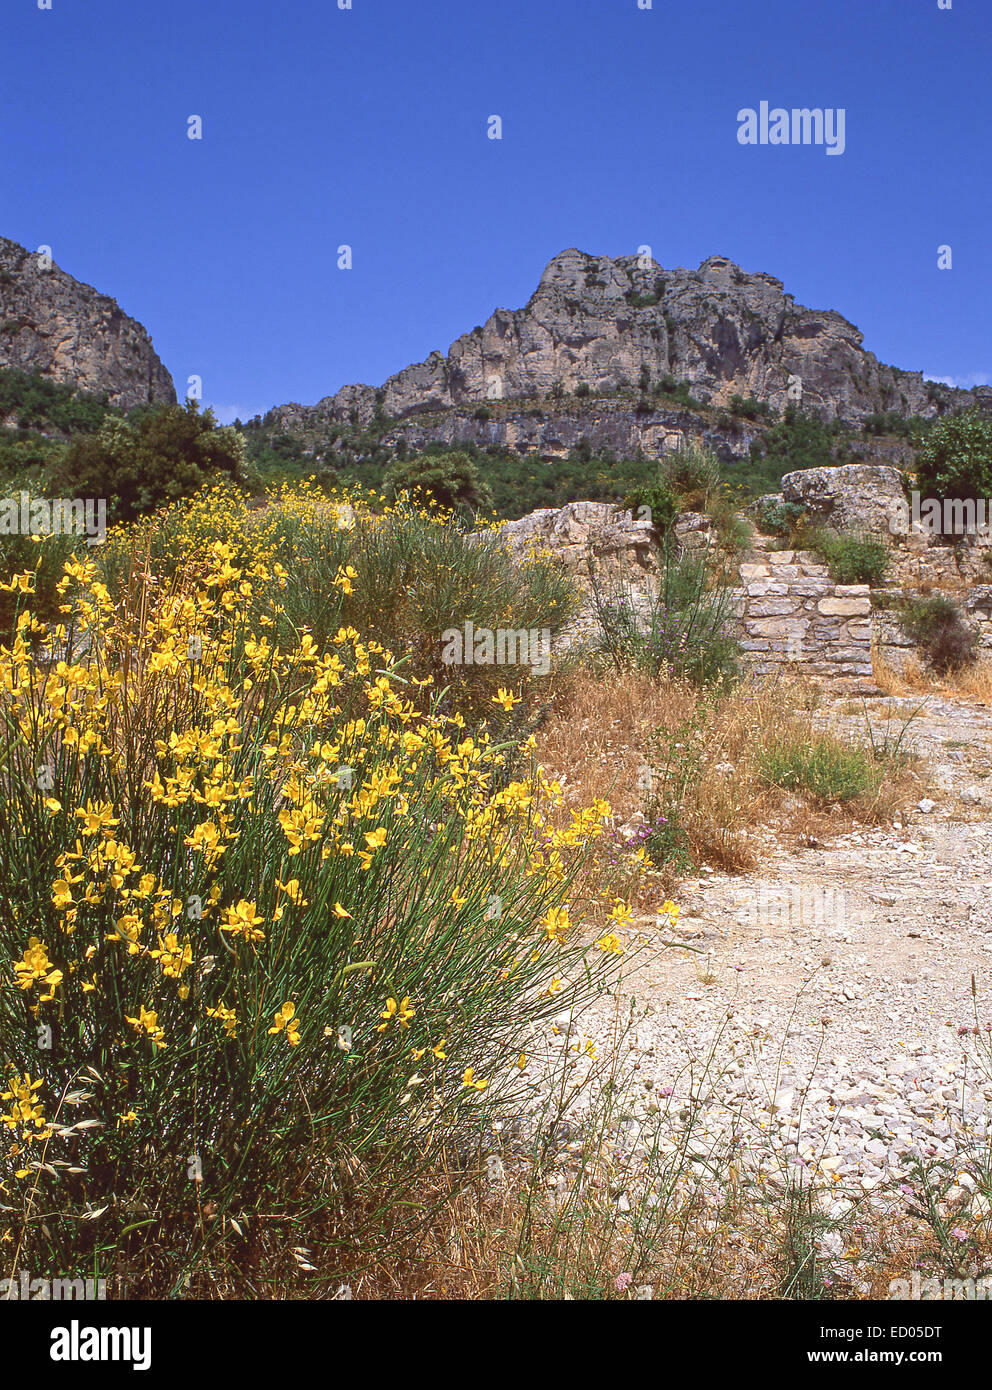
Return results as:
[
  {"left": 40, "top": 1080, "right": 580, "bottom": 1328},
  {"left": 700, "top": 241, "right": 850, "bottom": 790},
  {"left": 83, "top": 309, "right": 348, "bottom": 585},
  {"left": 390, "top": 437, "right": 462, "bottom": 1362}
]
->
[
  {"left": 270, "top": 248, "right": 972, "bottom": 432},
  {"left": 0, "top": 236, "right": 175, "bottom": 409}
]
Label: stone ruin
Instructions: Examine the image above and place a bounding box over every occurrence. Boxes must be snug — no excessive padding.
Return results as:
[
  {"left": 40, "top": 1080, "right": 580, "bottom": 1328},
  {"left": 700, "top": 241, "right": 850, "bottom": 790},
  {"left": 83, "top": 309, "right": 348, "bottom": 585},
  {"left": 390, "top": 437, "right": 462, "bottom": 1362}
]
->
[{"left": 500, "top": 464, "right": 992, "bottom": 693}]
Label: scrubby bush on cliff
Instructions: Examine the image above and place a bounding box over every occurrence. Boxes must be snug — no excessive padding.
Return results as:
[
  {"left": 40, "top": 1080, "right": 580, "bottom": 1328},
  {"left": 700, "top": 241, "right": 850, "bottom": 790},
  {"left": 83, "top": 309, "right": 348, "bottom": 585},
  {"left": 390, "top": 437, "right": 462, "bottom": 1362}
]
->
[
  {"left": 862, "top": 411, "right": 931, "bottom": 441},
  {"left": 747, "top": 404, "right": 838, "bottom": 481},
  {"left": 651, "top": 375, "right": 706, "bottom": 410},
  {"left": 727, "top": 394, "right": 775, "bottom": 422},
  {"left": 0, "top": 365, "right": 116, "bottom": 436}
]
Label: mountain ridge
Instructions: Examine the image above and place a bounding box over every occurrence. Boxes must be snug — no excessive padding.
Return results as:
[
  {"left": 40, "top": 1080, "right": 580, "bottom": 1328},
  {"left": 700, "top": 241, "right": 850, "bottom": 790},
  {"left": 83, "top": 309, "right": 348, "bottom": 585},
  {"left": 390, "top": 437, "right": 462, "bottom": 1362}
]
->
[{"left": 265, "top": 248, "right": 976, "bottom": 432}]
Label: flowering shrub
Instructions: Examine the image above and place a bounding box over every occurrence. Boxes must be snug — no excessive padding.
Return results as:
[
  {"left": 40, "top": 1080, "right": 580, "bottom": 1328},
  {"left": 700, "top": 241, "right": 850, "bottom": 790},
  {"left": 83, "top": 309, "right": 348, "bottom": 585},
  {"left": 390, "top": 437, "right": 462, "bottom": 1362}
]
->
[
  {"left": 97, "top": 481, "right": 579, "bottom": 730},
  {"left": 0, "top": 493, "right": 624, "bottom": 1291}
]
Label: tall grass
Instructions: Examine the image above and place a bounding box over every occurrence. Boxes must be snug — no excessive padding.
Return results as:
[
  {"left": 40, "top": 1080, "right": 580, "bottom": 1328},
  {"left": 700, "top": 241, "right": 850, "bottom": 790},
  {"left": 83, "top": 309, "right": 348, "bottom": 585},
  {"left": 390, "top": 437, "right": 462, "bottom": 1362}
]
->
[
  {"left": 588, "top": 541, "right": 740, "bottom": 689},
  {"left": 532, "top": 672, "right": 920, "bottom": 881},
  {"left": 758, "top": 738, "right": 879, "bottom": 805}
]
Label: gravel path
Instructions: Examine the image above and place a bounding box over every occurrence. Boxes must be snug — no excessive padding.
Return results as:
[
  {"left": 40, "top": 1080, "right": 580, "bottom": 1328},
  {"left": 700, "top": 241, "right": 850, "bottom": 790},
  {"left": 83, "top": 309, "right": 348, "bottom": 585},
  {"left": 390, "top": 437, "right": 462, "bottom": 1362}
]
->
[{"left": 575, "top": 693, "right": 992, "bottom": 1210}]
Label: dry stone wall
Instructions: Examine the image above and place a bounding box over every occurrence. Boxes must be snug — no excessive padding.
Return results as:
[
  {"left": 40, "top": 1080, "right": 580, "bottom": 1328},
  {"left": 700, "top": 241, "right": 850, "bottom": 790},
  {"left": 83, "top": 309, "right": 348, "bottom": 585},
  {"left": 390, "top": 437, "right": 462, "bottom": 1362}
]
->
[
  {"left": 736, "top": 545, "right": 875, "bottom": 692},
  {"left": 500, "top": 502, "right": 877, "bottom": 690}
]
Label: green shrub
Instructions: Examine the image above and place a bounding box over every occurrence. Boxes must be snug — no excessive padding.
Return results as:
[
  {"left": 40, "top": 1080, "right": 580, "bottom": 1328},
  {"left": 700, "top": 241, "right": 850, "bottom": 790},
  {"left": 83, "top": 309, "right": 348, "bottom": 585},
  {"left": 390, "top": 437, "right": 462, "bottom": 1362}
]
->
[
  {"left": 706, "top": 485, "right": 753, "bottom": 556},
  {"left": 898, "top": 594, "right": 978, "bottom": 673},
  {"left": 0, "top": 432, "right": 67, "bottom": 484},
  {"left": 809, "top": 529, "right": 889, "bottom": 585},
  {"left": 47, "top": 399, "right": 249, "bottom": 525},
  {"left": 383, "top": 449, "right": 492, "bottom": 515},
  {"left": 747, "top": 404, "right": 840, "bottom": 479},
  {"left": 727, "top": 394, "right": 775, "bottom": 422},
  {"left": 755, "top": 498, "right": 808, "bottom": 538},
  {"left": 640, "top": 712, "right": 707, "bottom": 871},
  {"left": 625, "top": 277, "right": 665, "bottom": 309},
  {"left": 759, "top": 737, "right": 878, "bottom": 804},
  {"left": 0, "top": 365, "right": 117, "bottom": 435},
  {"left": 652, "top": 376, "right": 707, "bottom": 411},
  {"left": 916, "top": 409, "right": 992, "bottom": 504},
  {"left": 862, "top": 411, "right": 932, "bottom": 441},
  {"left": 372, "top": 443, "right": 662, "bottom": 522},
  {"left": 589, "top": 541, "right": 740, "bottom": 689},
  {"left": 642, "top": 815, "right": 694, "bottom": 873},
  {"left": 658, "top": 441, "right": 722, "bottom": 511},
  {"left": 622, "top": 483, "right": 679, "bottom": 539},
  {"left": 630, "top": 445, "right": 744, "bottom": 552}
]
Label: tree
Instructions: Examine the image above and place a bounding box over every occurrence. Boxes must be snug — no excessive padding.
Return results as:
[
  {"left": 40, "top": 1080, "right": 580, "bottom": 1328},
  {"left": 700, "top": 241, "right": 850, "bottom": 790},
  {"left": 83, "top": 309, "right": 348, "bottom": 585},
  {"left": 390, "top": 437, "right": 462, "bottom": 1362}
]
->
[
  {"left": 383, "top": 450, "right": 493, "bottom": 515},
  {"left": 748, "top": 404, "right": 837, "bottom": 477},
  {"left": 916, "top": 408, "right": 992, "bottom": 502},
  {"left": 50, "top": 399, "right": 249, "bottom": 522}
]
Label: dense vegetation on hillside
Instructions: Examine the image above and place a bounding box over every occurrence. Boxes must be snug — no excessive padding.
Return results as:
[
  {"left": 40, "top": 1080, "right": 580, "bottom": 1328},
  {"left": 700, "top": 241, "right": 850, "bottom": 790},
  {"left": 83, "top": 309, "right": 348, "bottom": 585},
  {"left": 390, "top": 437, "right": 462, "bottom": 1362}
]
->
[
  {"left": 0, "top": 368, "right": 121, "bottom": 487},
  {"left": 0, "top": 368, "right": 252, "bottom": 510},
  {"left": 234, "top": 390, "right": 938, "bottom": 519},
  {"left": 0, "top": 363, "right": 946, "bottom": 530}
]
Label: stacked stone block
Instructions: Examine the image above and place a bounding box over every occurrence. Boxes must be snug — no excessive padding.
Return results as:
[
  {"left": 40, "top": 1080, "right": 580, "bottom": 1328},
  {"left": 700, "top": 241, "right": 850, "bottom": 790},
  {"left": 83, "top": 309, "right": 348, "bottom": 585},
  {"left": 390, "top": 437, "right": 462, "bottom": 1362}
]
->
[{"left": 735, "top": 548, "right": 875, "bottom": 692}]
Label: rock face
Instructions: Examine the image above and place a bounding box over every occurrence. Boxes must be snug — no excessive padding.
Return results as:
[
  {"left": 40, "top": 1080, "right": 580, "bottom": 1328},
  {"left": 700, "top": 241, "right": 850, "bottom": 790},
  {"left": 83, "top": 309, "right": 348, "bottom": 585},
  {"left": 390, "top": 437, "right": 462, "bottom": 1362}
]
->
[
  {"left": 780, "top": 464, "right": 909, "bottom": 535},
  {"left": 499, "top": 501, "right": 711, "bottom": 645},
  {"left": 775, "top": 462, "right": 992, "bottom": 590},
  {"left": 380, "top": 399, "right": 758, "bottom": 464},
  {"left": 500, "top": 500, "right": 658, "bottom": 580},
  {"left": 0, "top": 236, "right": 175, "bottom": 409},
  {"left": 272, "top": 248, "right": 972, "bottom": 431}
]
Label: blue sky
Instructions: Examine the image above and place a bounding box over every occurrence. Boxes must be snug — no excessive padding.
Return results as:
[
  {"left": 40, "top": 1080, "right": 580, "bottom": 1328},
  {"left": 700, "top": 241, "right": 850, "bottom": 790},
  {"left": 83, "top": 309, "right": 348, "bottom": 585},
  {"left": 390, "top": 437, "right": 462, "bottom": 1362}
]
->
[{"left": 4, "top": 0, "right": 989, "bottom": 421}]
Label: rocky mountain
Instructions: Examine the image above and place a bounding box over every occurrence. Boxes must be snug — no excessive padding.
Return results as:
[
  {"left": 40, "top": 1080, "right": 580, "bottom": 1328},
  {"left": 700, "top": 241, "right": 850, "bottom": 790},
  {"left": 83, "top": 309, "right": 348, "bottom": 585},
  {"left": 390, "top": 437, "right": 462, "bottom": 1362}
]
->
[
  {"left": 0, "top": 235, "right": 175, "bottom": 410},
  {"left": 267, "top": 248, "right": 973, "bottom": 437}
]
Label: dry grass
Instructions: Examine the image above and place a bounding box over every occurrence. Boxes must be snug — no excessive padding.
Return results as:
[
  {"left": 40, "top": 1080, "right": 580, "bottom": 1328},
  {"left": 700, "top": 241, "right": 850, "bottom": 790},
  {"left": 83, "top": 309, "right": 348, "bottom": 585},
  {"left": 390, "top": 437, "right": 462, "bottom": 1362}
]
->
[
  {"left": 534, "top": 670, "right": 918, "bottom": 882},
  {"left": 216, "top": 1160, "right": 964, "bottom": 1301},
  {"left": 873, "top": 648, "right": 992, "bottom": 706}
]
